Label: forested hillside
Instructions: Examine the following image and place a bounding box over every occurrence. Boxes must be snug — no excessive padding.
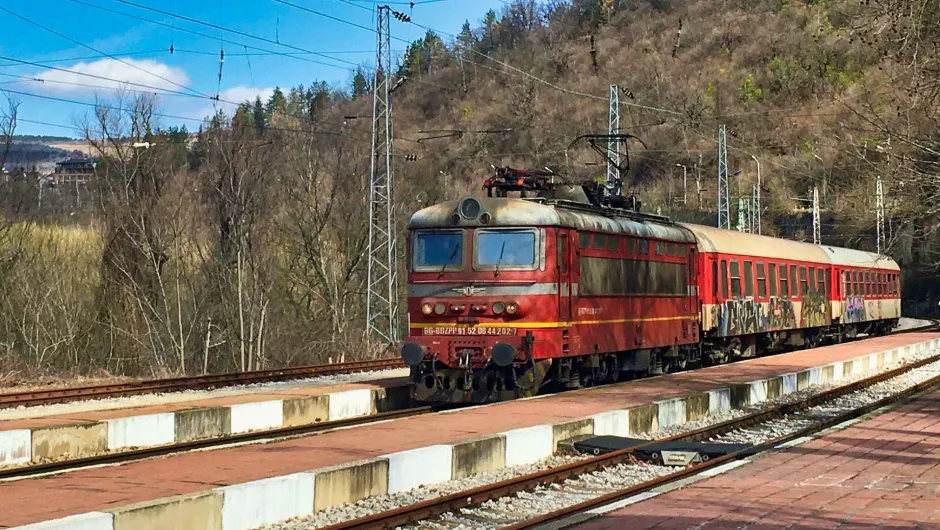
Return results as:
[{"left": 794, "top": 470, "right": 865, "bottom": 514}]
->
[{"left": 1, "top": 0, "right": 937, "bottom": 381}]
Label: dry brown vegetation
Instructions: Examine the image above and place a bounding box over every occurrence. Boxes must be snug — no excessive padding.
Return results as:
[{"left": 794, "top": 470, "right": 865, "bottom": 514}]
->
[{"left": 2, "top": 0, "right": 939, "bottom": 381}]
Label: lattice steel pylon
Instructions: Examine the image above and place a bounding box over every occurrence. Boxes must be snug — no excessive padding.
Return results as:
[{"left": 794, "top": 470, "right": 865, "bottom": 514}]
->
[
  {"left": 812, "top": 186, "right": 821, "bottom": 245},
  {"left": 366, "top": 5, "right": 400, "bottom": 348},
  {"left": 876, "top": 177, "right": 885, "bottom": 254},
  {"left": 606, "top": 85, "right": 622, "bottom": 195},
  {"left": 717, "top": 124, "right": 730, "bottom": 229}
]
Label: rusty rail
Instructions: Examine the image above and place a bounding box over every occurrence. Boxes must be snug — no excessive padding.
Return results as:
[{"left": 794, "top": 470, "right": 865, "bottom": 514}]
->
[
  {"left": 320, "top": 346, "right": 940, "bottom": 530},
  {"left": 0, "top": 358, "right": 405, "bottom": 409}
]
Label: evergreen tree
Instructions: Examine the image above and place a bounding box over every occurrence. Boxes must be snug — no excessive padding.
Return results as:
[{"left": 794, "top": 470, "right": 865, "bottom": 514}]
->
[
  {"left": 252, "top": 96, "right": 266, "bottom": 133},
  {"left": 233, "top": 102, "right": 253, "bottom": 129},
  {"left": 351, "top": 68, "right": 370, "bottom": 98},
  {"left": 265, "top": 87, "right": 287, "bottom": 117},
  {"left": 457, "top": 20, "right": 477, "bottom": 56},
  {"left": 306, "top": 81, "right": 331, "bottom": 121},
  {"left": 479, "top": 10, "right": 499, "bottom": 54}
]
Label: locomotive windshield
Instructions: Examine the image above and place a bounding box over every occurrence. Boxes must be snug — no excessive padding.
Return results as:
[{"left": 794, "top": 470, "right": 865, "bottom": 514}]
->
[
  {"left": 414, "top": 231, "right": 463, "bottom": 270},
  {"left": 475, "top": 230, "right": 537, "bottom": 268}
]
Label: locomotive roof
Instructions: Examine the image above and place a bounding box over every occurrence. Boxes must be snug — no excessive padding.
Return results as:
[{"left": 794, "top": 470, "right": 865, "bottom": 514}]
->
[{"left": 409, "top": 197, "right": 696, "bottom": 243}]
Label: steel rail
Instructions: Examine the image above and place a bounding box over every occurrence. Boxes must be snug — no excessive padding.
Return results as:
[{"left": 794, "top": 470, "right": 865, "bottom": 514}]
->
[
  {"left": 0, "top": 405, "right": 434, "bottom": 481},
  {"left": 318, "top": 347, "right": 940, "bottom": 530},
  {"left": 0, "top": 358, "right": 405, "bottom": 409},
  {"left": 1, "top": 320, "right": 932, "bottom": 410}
]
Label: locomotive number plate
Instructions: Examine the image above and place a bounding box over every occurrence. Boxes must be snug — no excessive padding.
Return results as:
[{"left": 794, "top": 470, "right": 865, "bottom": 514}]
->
[{"left": 423, "top": 327, "right": 517, "bottom": 336}]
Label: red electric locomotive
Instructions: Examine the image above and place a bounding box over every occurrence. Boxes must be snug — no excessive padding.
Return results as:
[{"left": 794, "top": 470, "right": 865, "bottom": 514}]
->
[{"left": 400, "top": 165, "right": 901, "bottom": 405}]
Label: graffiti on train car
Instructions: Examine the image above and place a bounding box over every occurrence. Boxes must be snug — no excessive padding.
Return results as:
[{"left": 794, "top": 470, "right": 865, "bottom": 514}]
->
[
  {"left": 714, "top": 298, "right": 764, "bottom": 336},
  {"left": 801, "top": 290, "right": 829, "bottom": 328},
  {"left": 768, "top": 297, "right": 797, "bottom": 329},
  {"left": 844, "top": 296, "right": 866, "bottom": 323}
]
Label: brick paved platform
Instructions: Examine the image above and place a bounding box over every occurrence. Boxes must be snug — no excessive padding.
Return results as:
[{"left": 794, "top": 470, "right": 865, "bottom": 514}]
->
[
  {"left": 0, "top": 333, "right": 936, "bottom": 528},
  {"left": 579, "top": 382, "right": 940, "bottom": 529}
]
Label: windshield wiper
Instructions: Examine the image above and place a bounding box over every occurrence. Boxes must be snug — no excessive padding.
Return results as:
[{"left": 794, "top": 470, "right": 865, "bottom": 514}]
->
[
  {"left": 494, "top": 241, "right": 506, "bottom": 277},
  {"left": 438, "top": 241, "right": 461, "bottom": 279}
]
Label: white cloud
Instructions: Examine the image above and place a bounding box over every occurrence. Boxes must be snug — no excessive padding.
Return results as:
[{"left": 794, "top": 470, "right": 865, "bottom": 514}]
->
[
  {"left": 35, "top": 58, "right": 191, "bottom": 94},
  {"left": 191, "top": 85, "right": 276, "bottom": 121}
]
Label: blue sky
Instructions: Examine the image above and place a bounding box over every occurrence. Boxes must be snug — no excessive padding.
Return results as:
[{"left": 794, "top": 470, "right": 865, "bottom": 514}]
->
[{"left": 1, "top": 0, "right": 506, "bottom": 137}]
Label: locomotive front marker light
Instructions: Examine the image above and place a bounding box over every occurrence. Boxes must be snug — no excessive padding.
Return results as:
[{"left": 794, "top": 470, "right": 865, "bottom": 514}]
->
[
  {"left": 401, "top": 342, "right": 425, "bottom": 366},
  {"left": 506, "top": 301, "right": 519, "bottom": 315},
  {"left": 458, "top": 197, "right": 482, "bottom": 219},
  {"left": 491, "top": 342, "right": 516, "bottom": 367},
  {"left": 421, "top": 303, "right": 434, "bottom": 315},
  {"left": 434, "top": 302, "right": 447, "bottom": 315},
  {"left": 492, "top": 301, "right": 506, "bottom": 315}
]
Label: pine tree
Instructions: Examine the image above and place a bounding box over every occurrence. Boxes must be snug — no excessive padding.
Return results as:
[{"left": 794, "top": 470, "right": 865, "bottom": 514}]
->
[
  {"left": 252, "top": 96, "right": 266, "bottom": 133},
  {"left": 351, "top": 68, "right": 370, "bottom": 98},
  {"left": 265, "top": 87, "right": 287, "bottom": 118},
  {"left": 457, "top": 20, "right": 477, "bottom": 56}
]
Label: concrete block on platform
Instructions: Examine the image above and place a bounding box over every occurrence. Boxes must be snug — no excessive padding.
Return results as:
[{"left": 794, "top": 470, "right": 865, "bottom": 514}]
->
[
  {"left": 868, "top": 353, "right": 880, "bottom": 372},
  {"left": 503, "top": 424, "right": 553, "bottom": 466},
  {"left": 708, "top": 388, "right": 731, "bottom": 416},
  {"left": 107, "top": 413, "right": 175, "bottom": 451},
  {"left": 748, "top": 380, "right": 768, "bottom": 405},
  {"left": 31, "top": 422, "right": 107, "bottom": 462},
  {"left": 655, "top": 398, "right": 687, "bottom": 429},
  {"left": 385, "top": 444, "right": 453, "bottom": 494},
  {"left": 685, "top": 393, "right": 709, "bottom": 422},
  {"left": 766, "top": 377, "right": 783, "bottom": 400},
  {"left": 450, "top": 435, "right": 506, "bottom": 479},
  {"left": 372, "top": 385, "right": 411, "bottom": 413},
  {"left": 552, "top": 418, "right": 593, "bottom": 449},
  {"left": 110, "top": 491, "right": 222, "bottom": 530},
  {"left": 830, "top": 361, "right": 844, "bottom": 381},
  {"left": 821, "top": 364, "right": 835, "bottom": 383},
  {"left": 282, "top": 395, "right": 329, "bottom": 427},
  {"left": 219, "top": 473, "right": 314, "bottom": 530},
  {"left": 0, "top": 429, "right": 31, "bottom": 466},
  {"left": 592, "top": 409, "right": 630, "bottom": 437},
  {"left": 729, "top": 384, "right": 750, "bottom": 408},
  {"left": 627, "top": 403, "right": 659, "bottom": 435},
  {"left": 230, "top": 400, "right": 283, "bottom": 434},
  {"left": 843, "top": 358, "right": 862, "bottom": 377},
  {"left": 8, "top": 512, "right": 113, "bottom": 530},
  {"left": 174, "top": 407, "right": 231, "bottom": 443},
  {"left": 809, "top": 367, "right": 823, "bottom": 388},
  {"left": 781, "top": 373, "right": 798, "bottom": 396},
  {"left": 313, "top": 458, "right": 388, "bottom": 512},
  {"left": 327, "top": 389, "right": 374, "bottom": 420}
]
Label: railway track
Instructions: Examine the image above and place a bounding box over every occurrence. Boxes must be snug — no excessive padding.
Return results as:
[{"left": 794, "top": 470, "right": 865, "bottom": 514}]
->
[
  {"left": 317, "top": 346, "right": 940, "bottom": 530},
  {"left": 0, "top": 358, "right": 404, "bottom": 410}
]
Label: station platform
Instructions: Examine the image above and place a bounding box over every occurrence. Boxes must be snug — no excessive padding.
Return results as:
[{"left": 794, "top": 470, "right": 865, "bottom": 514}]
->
[
  {"left": 1, "top": 333, "right": 937, "bottom": 529},
  {"left": 578, "top": 384, "right": 940, "bottom": 529}
]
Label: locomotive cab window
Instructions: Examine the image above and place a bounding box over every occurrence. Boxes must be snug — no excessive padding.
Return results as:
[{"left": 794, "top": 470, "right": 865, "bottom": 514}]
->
[
  {"left": 413, "top": 230, "right": 464, "bottom": 271},
  {"left": 474, "top": 229, "right": 538, "bottom": 270}
]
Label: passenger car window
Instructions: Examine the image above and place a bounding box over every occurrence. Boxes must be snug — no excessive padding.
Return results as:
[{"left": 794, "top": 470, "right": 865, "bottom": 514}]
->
[
  {"left": 721, "top": 260, "right": 729, "bottom": 299},
  {"left": 578, "top": 233, "right": 590, "bottom": 249},
  {"left": 730, "top": 260, "right": 741, "bottom": 297},
  {"left": 592, "top": 234, "right": 606, "bottom": 250},
  {"left": 744, "top": 261, "right": 754, "bottom": 297},
  {"left": 768, "top": 262, "right": 777, "bottom": 297},
  {"left": 779, "top": 264, "right": 789, "bottom": 299},
  {"left": 757, "top": 262, "right": 767, "bottom": 298}
]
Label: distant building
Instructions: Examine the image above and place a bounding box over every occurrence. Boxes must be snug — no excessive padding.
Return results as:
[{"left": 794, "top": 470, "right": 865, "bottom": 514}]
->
[{"left": 52, "top": 157, "right": 96, "bottom": 185}]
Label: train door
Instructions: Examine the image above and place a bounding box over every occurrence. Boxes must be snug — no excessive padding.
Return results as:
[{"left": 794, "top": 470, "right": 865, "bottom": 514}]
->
[{"left": 557, "top": 230, "right": 571, "bottom": 322}]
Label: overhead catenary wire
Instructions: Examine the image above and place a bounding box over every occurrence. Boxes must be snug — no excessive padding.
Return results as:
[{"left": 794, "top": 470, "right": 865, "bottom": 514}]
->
[{"left": 0, "top": 5, "right": 212, "bottom": 100}]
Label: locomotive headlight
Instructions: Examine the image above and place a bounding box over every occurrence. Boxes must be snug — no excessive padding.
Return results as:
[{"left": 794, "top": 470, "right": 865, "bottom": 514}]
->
[
  {"left": 434, "top": 302, "right": 447, "bottom": 315},
  {"left": 458, "top": 197, "right": 482, "bottom": 219},
  {"left": 492, "top": 301, "right": 505, "bottom": 315},
  {"left": 421, "top": 303, "right": 434, "bottom": 315},
  {"left": 506, "top": 301, "right": 519, "bottom": 315}
]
